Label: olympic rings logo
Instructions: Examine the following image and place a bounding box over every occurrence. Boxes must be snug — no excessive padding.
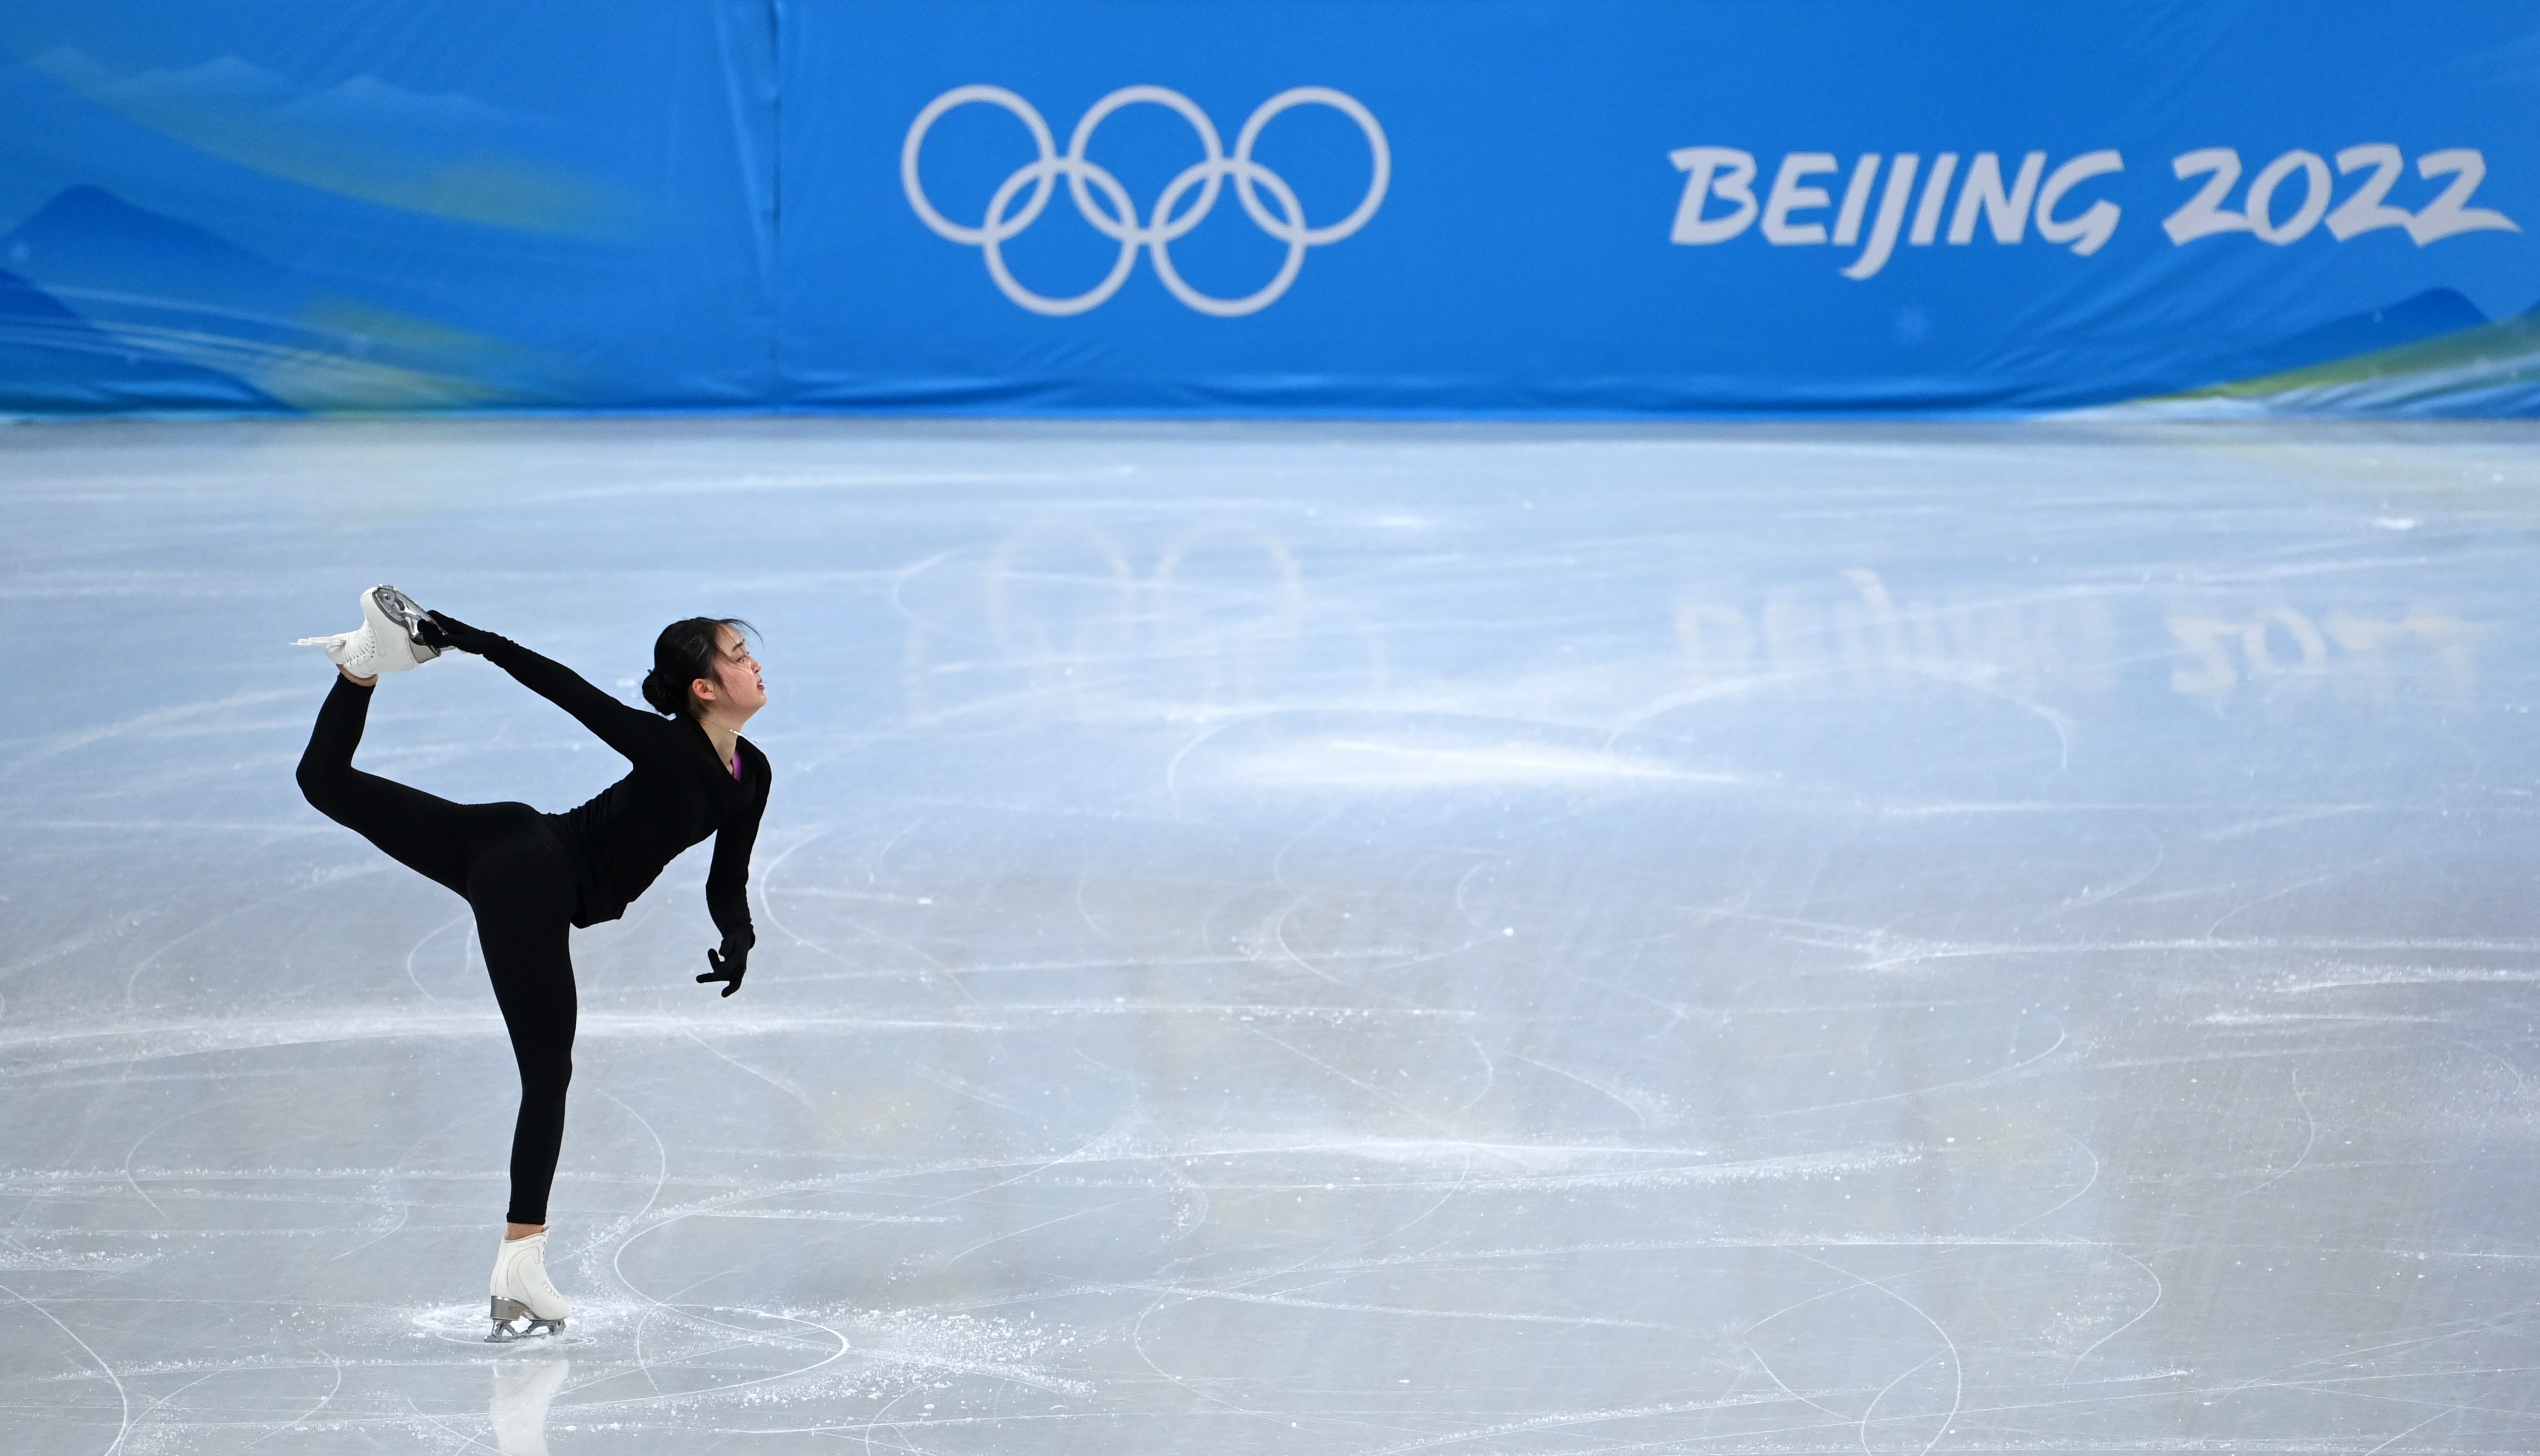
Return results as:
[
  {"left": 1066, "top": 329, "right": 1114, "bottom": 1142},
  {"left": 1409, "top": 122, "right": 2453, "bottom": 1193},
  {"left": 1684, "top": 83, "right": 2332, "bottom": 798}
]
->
[{"left": 902, "top": 84, "right": 1389, "bottom": 317}]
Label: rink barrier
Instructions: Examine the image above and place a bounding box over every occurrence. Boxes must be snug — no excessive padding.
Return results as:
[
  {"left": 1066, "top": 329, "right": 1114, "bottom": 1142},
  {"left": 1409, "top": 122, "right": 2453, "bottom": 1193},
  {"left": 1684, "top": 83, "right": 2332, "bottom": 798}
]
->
[{"left": 2, "top": 1, "right": 2535, "bottom": 416}]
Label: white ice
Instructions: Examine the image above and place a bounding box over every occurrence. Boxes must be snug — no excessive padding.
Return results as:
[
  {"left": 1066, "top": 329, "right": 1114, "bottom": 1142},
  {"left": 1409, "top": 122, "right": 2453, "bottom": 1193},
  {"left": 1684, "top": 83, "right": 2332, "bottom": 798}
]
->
[{"left": 4, "top": 417, "right": 2540, "bottom": 1452}]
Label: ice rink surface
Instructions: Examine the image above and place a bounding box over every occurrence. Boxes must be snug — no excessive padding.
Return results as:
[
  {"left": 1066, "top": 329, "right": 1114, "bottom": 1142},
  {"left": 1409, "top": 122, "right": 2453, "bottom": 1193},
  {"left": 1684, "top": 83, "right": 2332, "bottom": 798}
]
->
[{"left": 5, "top": 416, "right": 2540, "bottom": 1454}]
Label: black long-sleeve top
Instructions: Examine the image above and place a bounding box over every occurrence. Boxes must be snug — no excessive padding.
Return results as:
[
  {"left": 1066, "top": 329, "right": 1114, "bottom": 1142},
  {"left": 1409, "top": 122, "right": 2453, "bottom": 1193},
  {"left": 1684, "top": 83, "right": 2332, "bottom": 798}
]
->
[{"left": 479, "top": 634, "right": 770, "bottom": 939}]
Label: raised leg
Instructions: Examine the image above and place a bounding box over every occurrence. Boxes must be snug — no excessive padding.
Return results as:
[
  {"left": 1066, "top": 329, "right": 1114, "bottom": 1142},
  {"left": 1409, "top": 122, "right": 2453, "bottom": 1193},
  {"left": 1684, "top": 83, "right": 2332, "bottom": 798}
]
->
[{"left": 294, "top": 674, "right": 475, "bottom": 896}]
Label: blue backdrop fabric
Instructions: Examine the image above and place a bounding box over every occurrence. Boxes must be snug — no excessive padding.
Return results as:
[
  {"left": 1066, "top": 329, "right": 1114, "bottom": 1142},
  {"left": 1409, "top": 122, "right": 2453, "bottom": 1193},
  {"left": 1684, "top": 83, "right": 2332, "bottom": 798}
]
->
[{"left": 2, "top": 1, "right": 2535, "bottom": 417}]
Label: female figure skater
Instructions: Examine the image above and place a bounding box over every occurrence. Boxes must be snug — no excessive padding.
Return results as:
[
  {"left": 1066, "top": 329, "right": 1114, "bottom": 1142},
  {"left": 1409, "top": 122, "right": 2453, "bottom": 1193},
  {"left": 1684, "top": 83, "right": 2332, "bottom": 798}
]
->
[{"left": 293, "top": 587, "right": 770, "bottom": 1341}]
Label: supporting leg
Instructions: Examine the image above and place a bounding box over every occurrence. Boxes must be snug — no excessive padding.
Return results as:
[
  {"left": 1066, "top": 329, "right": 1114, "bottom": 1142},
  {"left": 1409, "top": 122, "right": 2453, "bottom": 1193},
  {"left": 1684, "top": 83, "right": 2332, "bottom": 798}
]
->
[{"left": 467, "top": 813, "right": 580, "bottom": 1231}]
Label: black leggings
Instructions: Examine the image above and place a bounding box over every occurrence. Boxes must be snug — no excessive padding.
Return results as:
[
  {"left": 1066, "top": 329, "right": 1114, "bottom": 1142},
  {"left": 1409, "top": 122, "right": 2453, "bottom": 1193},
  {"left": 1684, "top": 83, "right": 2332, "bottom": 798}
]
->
[{"left": 296, "top": 675, "right": 576, "bottom": 1226}]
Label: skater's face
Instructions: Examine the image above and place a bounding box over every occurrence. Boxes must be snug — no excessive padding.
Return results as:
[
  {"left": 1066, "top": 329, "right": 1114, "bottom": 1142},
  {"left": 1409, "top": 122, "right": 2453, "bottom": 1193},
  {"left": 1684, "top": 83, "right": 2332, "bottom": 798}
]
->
[{"left": 693, "top": 624, "right": 766, "bottom": 720}]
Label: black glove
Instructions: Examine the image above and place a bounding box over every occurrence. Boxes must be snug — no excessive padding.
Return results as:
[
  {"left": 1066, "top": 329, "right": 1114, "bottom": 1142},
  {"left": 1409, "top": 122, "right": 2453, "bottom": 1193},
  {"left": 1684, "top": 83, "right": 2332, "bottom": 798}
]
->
[
  {"left": 697, "top": 938, "right": 749, "bottom": 997},
  {"left": 417, "top": 610, "right": 499, "bottom": 655}
]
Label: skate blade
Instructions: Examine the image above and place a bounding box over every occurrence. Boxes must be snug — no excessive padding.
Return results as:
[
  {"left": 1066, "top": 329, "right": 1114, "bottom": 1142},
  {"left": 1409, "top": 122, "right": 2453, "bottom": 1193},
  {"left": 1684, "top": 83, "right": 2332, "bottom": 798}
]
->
[
  {"left": 370, "top": 585, "right": 441, "bottom": 662},
  {"left": 486, "top": 1296, "right": 565, "bottom": 1343},
  {"left": 372, "top": 584, "right": 427, "bottom": 625}
]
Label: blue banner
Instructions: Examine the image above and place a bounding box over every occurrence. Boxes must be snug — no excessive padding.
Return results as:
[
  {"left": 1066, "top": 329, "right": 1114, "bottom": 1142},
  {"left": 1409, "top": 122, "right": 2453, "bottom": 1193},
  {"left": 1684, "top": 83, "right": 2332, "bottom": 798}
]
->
[
  {"left": 0, "top": 1, "right": 777, "bottom": 413},
  {"left": 3, "top": 2, "right": 2536, "bottom": 416}
]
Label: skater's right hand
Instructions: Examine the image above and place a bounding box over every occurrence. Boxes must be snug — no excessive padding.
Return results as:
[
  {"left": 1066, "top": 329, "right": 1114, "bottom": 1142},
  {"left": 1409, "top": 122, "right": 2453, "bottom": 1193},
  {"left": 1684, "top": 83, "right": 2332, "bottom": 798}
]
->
[
  {"left": 418, "top": 610, "right": 498, "bottom": 655},
  {"left": 698, "top": 941, "right": 748, "bottom": 997}
]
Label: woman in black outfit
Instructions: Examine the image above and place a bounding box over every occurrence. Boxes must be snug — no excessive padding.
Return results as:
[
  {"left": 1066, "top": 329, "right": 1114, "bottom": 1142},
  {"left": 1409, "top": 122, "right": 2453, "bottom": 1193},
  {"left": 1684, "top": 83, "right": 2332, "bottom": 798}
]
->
[{"left": 293, "top": 587, "right": 770, "bottom": 1341}]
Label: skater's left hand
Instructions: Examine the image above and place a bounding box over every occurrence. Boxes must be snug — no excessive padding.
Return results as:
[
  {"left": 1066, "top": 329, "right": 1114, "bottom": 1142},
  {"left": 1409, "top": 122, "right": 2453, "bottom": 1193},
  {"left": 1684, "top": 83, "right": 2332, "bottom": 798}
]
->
[
  {"left": 418, "top": 610, "right": 498, "bottom": 655},
  {"left": 698, "top": 939, "right": 749, "bottom": 997}
]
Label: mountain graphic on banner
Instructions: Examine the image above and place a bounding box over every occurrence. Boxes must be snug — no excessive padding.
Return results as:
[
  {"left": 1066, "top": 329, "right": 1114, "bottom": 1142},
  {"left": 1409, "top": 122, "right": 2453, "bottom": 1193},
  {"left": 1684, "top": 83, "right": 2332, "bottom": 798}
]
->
[
  {"left": 2221, "top": 289, "right": 2491, "bottom": 381},
  {"left": 2144, "top": 289, "right": 2540, "bottom": 417},
  {"left": 1, "top": 187, "right": 526, "bottom": 412},
  {"left": 0, "top": 264, "right": 284, "bottom": 414}
]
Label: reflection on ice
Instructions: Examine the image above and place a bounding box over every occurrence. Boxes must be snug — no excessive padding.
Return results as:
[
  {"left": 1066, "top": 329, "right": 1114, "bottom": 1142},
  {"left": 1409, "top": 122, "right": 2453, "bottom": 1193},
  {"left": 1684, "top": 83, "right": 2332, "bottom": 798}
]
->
[
  {"left": 1218, "top": 728, "right": 1742, "bottom": 788},
  {"left": 491, "top": 1358, "right": 567, "bottom": 1456},
  {"left": 3, "top": 418, "right": 2539, "bottom": 1452}
]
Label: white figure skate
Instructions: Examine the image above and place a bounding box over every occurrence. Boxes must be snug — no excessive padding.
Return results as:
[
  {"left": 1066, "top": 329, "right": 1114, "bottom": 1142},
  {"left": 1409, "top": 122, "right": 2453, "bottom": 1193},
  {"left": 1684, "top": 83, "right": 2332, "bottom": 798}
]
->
[
  {"left": 487, "top": 1231, "right": 572, "bottom": 1342},
  {"left": 296, "top": 584, "right": 440, "bottom": 679}
]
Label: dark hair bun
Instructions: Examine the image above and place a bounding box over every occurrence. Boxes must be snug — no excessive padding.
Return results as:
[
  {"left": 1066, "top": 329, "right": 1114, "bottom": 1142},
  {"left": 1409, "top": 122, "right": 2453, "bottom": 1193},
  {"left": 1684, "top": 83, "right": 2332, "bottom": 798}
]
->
[{"left": 638, "top": 666, "right": 684, "bottom": 716}]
